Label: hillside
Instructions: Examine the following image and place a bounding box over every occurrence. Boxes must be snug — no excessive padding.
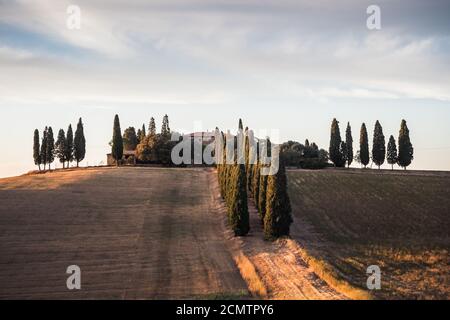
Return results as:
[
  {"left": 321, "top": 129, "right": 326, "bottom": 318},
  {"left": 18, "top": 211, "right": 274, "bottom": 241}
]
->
[
  {"left": 287, "top": 169, "right": 450, "bottom": 299},
  {"left": 0, "top": 167, "right": 248, "bottom": 299}
]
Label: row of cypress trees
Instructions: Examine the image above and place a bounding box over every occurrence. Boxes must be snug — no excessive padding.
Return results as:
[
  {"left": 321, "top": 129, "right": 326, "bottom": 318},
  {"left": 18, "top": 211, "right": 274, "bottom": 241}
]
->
[
  {"left": 329, "top": 119, "right": 413, "bottom": 170},
  {"left": 217, "top": 120, "right": 293, "bottom": 240},
  {"left": 33, "top": 118, "right": 86, "bottom": 170}
]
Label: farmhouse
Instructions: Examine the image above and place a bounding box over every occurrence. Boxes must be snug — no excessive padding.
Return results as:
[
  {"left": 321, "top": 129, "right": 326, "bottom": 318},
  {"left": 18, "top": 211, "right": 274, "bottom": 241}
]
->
[{"left": 106, "top": 150, "right": 137, "bottom": 166}]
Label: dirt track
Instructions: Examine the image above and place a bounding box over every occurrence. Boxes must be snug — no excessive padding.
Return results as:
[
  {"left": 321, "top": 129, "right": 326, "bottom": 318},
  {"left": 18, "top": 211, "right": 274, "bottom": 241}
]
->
[
  {"left": 0, "top": 167, "right": 247, "bottom": 299},
  {"left": 209, "top": 172, "right": 347, "bottom": 300}
]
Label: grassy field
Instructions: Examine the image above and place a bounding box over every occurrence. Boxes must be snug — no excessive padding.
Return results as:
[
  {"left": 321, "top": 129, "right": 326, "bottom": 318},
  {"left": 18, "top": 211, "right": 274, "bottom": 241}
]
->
[
  {"left": 287, "top": 169, "right": 450, "bottom": 299},
  {"left": 0, "top": 167, "right": 248, "bottom": 299}
]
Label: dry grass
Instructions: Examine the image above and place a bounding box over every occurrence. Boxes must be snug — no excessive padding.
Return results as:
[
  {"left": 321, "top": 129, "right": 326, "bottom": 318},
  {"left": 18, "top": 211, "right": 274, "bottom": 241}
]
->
[
  {"left": 288, "top": 169, "right": 450, "bottom": 299},
  {"left": 234, "top": 253, "right": 268, "bottom": 298}
]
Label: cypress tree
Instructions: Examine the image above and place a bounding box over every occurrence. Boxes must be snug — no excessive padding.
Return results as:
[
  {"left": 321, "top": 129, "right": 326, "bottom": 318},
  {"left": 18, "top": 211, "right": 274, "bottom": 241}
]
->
[
  {"left": 161, "top": 115, "right": 170, "bottom": 137},
  {"left": 112, "top": 114, "right": 124, "bottom": 166},
  {"left": 345, "top": 122, "right": 353, "bottom": 167},
  {"left": 228, "top": 164, "right": 250, "bottom": 236},
  {"left": 46, "top": 127, "right": 55, "bottom": 170},
  {"left": 238, "top": 119, "right": 243, "bottom": 131},
  {"left": 40, "top": 127, "right": 48, "bottom": 170},
  {"left": 359, "top": 123, "right": 370, "bottom": 168},
  {"left": 387, "top": 135, "right": 398, "bottom": 170},
  {"left": 55, "top": 129, "right": 66, "bottom": 168},
  {"left": 340, "top": 141, "right": 347, "bottom": 165},
  {"left": 329, "top": 118, "right": 345, "bottom": 167},
  {"left": 258, "top": 172, "right": 268, "bottom": 222},
  {"left": 372, "top": 120, "right": 386, "bottom": 169},
  {"left": 398, "top": 119, "right": 413, "bottom": 169},
  {"left": 33, "top": 129, "right": 41, "bottom": 170},
  {"left": 74, "top": 118, "right": 86, "bottom": 167},
  {"left": 137, "top": 128, "right": 142, "bottom": 144},
  {"left": 141, "top": 124, "right": 146, "bottom": 140},
  {"left": 149, "top": 117, "right": 156, "bottom": 136},
  {"left": 252, "top": 162, "right": 261, "bottom": 209},
  {"left": 264, "top": 159, "right": 293, "bottom": 240},
  {"left": 65, "top": 124, "right": 74, "bottom": 168}
]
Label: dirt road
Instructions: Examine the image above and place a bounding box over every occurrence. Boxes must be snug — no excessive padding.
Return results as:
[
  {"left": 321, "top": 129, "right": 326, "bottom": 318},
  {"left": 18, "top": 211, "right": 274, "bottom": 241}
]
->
[
  {"left": 0, "top": 167, "right": 247, "bottom": 299},
  {"left": 209, "top": 171, "right": 347, "bottom": 300}
]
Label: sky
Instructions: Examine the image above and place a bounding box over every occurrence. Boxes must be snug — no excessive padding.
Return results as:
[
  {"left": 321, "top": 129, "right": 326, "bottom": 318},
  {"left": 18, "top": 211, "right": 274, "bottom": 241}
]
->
[{"left": 0, "top": 0, "right": 449, "bottom": 178}]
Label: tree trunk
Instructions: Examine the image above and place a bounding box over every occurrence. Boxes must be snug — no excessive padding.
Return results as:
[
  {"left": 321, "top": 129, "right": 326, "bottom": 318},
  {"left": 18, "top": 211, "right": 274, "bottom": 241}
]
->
[{"left": 77, "top": 161, "right": 79, "bottom": 168}]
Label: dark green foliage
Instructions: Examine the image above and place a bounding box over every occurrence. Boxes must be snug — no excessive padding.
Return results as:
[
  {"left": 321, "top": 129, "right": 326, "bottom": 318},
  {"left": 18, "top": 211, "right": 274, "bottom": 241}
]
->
[
  {"left": 345, "top": 122, "right": 353, "bottom": 167},
  {"left": 340, "top": 141, "right": 347, "bottom": 165},
  {"left": 398, "top": 119, "right": 413, "bottom": 169},
  {"left": 359, "top": 123, "right": 370, "bottom": 168},
  {"left": 123, "top": 127, "right": 139, "bottom": 151},
  {"left": 264, "top": 160, "right": 293, "bottom": 240},
  {"left": 238, "top": 119, "right": 243, "bottom": 130},
  {"left": 136, "top": 133, "right": 176, "bottom": 165},
  {"left": 74, "top": 118, "right": 86, "bottom": 167},
  {"left": 65, "top": 124, "right": 74, "bottom": 167},
  {"left": 280, "top": 140, "right": 328, "bottom": 169},
  {"left": 228, "top": 164, "right": 250, "bottom": 236},
  {"left": 55, "top": 129, "right": 66, "bottom": 168},
  {"left": 252, "top": 162, "right": 261, "bottom": 208},
  {"left": 46, "top": 127, "right": 55, "bottom": 169},
  {"left": 33, "top": 129, "right": 41, "bottom": 170},
  {"left": 329, "top": 118, "right": 345, "bottom": 167},
  {"left": 137, "top": 128, "right": 142, "bottom": 144},
  {"left": 258, "top": 173, "right": 268, "bottom": 222},
  {"left": 372, "top": 120, "right": 386, "bottom": 169},
  {"left": 40, "top": 127, "right": 48, "bottom": 170},
  {"left": 111, "top": 114, "right": 124, "bottom": 165},
  {"left": 387, "top": 135, "right": 398, "bottom": 170},
  {"left": 141, "top": 124, "right": 146, "bottom": 138},
  {"left": 149, "top": 117, "right": 156, "bottom": 136},
  {"left": 161, "top": 114, "right": 170, "bottom": 137}
]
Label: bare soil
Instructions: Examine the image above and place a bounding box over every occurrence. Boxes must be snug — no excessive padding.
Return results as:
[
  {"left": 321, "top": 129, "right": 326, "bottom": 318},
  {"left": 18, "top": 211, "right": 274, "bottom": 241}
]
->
[
  {"left": 287, "top": 169, "right": 450, "bottom": 299},
  {"left": 0, "top": 167, "right": 248, "bottom": 299}
]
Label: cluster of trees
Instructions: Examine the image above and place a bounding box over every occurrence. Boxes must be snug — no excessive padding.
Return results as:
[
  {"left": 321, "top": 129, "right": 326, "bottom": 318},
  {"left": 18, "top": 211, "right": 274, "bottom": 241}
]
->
[
  {"left": 33, "top": 118, "right": 86, "bottom": 170},
  {"left": 217, "top": 120, "right": 293, "bottom": 240},
  {"left": 329, "top": 119, "right": 413, "bottom": 170},
  {"left": 280, "top": 139, "right": 329, "bottom": 169},
  {"left": 111, "top": 114, "right": 175, "bottom": 165}
]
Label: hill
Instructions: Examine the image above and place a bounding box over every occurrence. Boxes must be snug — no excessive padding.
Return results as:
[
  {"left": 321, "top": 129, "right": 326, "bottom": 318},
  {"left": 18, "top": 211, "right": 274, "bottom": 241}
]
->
[
  {"left": 0, "top": 167, "right": 248, "bottom": 299},
  {"left": 287, "top": 168, "right": 450, "bottom": 299}
]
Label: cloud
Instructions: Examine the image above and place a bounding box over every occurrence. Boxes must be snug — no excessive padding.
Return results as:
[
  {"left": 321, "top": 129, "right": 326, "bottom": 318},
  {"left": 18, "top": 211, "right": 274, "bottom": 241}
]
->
[{"left": 0, "top": 0, "right": 449, "bottom": 104}]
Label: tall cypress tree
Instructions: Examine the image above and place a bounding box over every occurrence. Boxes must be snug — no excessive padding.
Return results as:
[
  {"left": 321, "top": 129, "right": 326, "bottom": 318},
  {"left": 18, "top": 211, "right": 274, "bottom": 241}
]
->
[
  {"left": 372, "top": 120, "right": 386, "bottom": 169},
  {"left": 74, "top": 118, "right": 86, "bottom": 167},
  {"left": 359, "top": 123, "right": 370, "bottom": 168},
  {"left": 345, "top": 122, "right": 353, "bottom": 168},
  {"left": 161, "top": 115, "right": 170, "bottom": 137},
  {"left": 55, "top": 129, "right": 66, "bottom": 168},
  {"left": 112, "top": 114, "right": 124, "bottom": 166},
  {"left": 258, "top": 173, "right": 268, "bottom": 222},
  {"left": 228, "top": 164, "right": 250, "bottom": 236},
  {"left": 65, "top": 124, "right": 74, "bottom": 168},
  {"left": 387, "top": 135, "right": 398, "bottom": 170},
  {"left": 238, "top": 118, "right": 243, "bottom": 131},
  {"left": 149, "top": 117, "right": 156, "bottom": 136},
  {"left": 33, "top": 129, "right": 41, "bottom": 170},
  {"left": 398, "top": 119, "right": 413, "bottom": 169},
  {"left": 329, "top": 118, "right": 345, "bottom": 167},
  {"left": 46, "top": 127, "right": 55, "bottom": 170},
  {"left": 264, "top": 159, "right": 293, "bottom": 240},
  {"left": 40, "top": 127, "right": 48, "bottom": 170},
  {"left": 252, "top": 162, "right": 261, "bottom": 209}
]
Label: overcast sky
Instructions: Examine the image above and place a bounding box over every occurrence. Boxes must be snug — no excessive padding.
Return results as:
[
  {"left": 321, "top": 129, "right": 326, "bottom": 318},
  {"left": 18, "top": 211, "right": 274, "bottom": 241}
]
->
[{"left": 0, "top": 0, "right": 449, "bottom": 177}]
